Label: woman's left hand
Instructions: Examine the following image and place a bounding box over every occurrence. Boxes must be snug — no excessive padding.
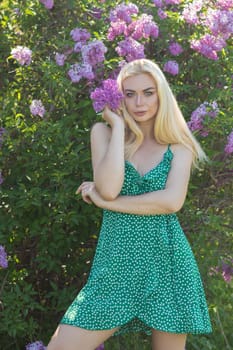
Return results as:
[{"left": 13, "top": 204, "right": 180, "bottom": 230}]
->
[{"left": 76, "top": 181, "right": 105, "bottom": 207}]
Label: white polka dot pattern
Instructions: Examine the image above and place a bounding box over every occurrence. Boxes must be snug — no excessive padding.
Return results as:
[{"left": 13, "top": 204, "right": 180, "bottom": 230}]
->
[{"left": 61, "top": 145, "right": 212, "bottom": 336}]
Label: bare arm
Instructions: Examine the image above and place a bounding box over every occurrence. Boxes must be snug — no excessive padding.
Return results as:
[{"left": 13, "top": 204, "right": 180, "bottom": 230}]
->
[
  {"left": 91, "top": 108, "right": 125, "bottom": 200},
  {"left": 89, "top": 145, "right": 193, "bottom": 215}
]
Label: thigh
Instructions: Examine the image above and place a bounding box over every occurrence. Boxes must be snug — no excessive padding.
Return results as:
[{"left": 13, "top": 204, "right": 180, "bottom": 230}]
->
[
  {"left": 152, "top": 329, "right": 187, "bottom": 350},
  {"left": 47, "top": 324, "right": 119, "bottom": 350}
]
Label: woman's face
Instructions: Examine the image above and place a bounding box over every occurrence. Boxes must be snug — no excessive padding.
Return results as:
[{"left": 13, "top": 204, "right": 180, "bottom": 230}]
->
[{"left": 122, "top": 73, "right": 159, "bottom": 123}]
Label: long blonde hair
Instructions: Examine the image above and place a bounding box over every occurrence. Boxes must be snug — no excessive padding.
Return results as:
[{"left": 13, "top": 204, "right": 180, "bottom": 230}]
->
[{"left": 117, "top": 59, "right": 207, "bottom": 168}]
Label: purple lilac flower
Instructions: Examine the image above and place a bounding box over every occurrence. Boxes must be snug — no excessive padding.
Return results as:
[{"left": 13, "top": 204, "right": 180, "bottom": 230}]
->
[
  {"left": 0, "top": 171, "right": 3, "bottom": 185},
  {"left": 0, "top": 245, "right": 8, "bottom": 268},
  {"left": 81, "top": 40, "right": 107, "bottom": 66},
  {"left": 158, "top": 8, "right": 168, "bottom": 19},
  {"left": 116, "top": 37, "right": 145, "bottom": 62},
  {"left": 127, "top": 14, "right": 159, "bottom": 40},
  {"left": 39, "top": 0, "right": 54, "bottom": 10},
  {"left": 107, "top": 20, "right": 128, "bottom": 41},
  {"left": 68, "top": 63, "right": 94, "bottom": 83},
  {"left": 153, "top": 0, "right": 163, "bottom": 7},
  {"left": 222, "top": 263, "right": 233, "bottom": 282},
  {"left": 70, "top": 28, "right": 91, "bottom": 42},
  {"left": 88, "top": 7, "right": 103, "bottom": 20},
  {"left": 55, "top": 53, "right": 66, "bottom": 66},
  {"left": 109, "top": 3, "right": 139, "bottom": 24},
  {"left": 95, "top": 344, "right": 104, "bottom": 350},
  {"left": 30, "top": 100, "right": 46, "bottom": 118},
  {"left": 204, "top": 9, "right": 233, "bottom": 40},
  {"left": 224, "top": 130, "right": 233, "bottom": 154},
  {"left": 191, "top": 34, "right": 226, "bottom": 60},
  {"left": 182, "top": 0, "right": 204, "bottom": 25},
  {"left": 216, "top": 0, "right": 233, "bottom": 10},
  {"left": 11, "top": 46, "right": 32, "bottom": 66},
  {"left": 0, "top": 127, "right": 6, "bottom": 147},
  {"left": 163, "top": 60, "right": 179, "bottom": 75},
  {"left": 169, "top": 42, "right": 183, "bottom": 55},
  {"left": 164, "top": 0, "right": 181, "bottom": 4},
  {"left": 188, "top": 101, "right": 219, "bottom": 136},
  {"left": 26, "top": 340, "right": 46, "bottom": 350},
  {"left": 90, "top": 79, "right": 124, "bottom": 113}
]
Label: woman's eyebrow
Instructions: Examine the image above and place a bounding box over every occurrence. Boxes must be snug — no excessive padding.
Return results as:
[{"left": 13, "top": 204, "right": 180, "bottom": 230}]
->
[{"left": 124, "top": 87, "right": 156, "bottom": 92}]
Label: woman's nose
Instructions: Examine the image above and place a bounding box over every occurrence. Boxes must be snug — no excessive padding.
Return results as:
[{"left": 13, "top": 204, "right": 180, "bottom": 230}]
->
[{"left": 136, "top": 94, "right": 143, "bottom": 106}]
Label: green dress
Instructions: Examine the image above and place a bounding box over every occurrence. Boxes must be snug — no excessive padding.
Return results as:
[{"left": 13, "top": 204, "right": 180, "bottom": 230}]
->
[{"left": 61, "top": 145, "right": 212, "bottom": 335}]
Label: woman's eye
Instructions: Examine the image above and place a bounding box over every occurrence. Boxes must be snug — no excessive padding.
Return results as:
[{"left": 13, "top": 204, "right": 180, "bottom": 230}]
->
[
  {"left": 125, "top": 92, "right": 134, "bottom": 98},
  {"left": 145, "top": 91, "right": 153, "bottom": 96}
]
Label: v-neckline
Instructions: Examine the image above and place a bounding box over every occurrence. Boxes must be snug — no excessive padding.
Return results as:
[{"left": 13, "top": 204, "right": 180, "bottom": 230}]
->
[{"left": 125, "top": 145, "right": 171, "bottom": 178}]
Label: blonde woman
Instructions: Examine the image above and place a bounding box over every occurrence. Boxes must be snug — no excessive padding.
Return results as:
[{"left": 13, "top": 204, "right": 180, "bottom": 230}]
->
[{"left": 47, "top": 59, "right": 212, "bottom": 350}]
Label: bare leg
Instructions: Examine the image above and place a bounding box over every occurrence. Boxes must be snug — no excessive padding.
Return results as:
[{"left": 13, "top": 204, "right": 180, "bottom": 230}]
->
[
  {"left": 152, "top": 329, "right": 187, "bottom": 350},
  {"left": 47, "top": 324, "right": 119, "bottom": 350}
]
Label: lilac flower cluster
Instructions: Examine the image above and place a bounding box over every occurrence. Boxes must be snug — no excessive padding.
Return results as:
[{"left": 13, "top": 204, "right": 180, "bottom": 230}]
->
[
  {"left": 188, "top": 101, "right": 219, "bottom": 136},
  {"left": 90, "top": 79, "right": 124, "bottom": 113},
  {"left": 39, "top": 0, "right": 54, "bottom": 10},
  {"left": 116, "top": 37, "right": 145, "bottom": 62},
  {"left": 153, "top": 0, "right": 181, "bottom": 6},
  {"left": 11, "top": 46, "right": 32, "bottom": 66},
  {"left": 0, "top": 127, "right": 6, "bottom": 148},
  {"left": 224, "top": 130, "right": 233, "bottom": 154},
  {"left": 109, "top": 3, "right": 139, "bottom": 24},
  {"left": 183, "top": 0, "right": 233, "bottom": 60},
  {"left": 0, "top": 245, "right": 8, "bottom": 268},
  {"left": 169, "top": 42, "right": 183, "bottom": 56},
  {"left": 66, "top": 28, "right": 107, "bottom": 83},
  {"left": 26, "top": 341, "right": 46, "bottom": 350},
  {"left": 95, "top": 344, "right": 104, "bottom": 350},
  {"left": 163, "top": 60, "right": 179, "bottom": 75},
  {"left": 191, "top": 34, "right": 226, "bottom": 60},
  {"left": 210, "top": 260, "right": 233, "bottom": 283},
  {"left": 30, "top": 100, "right": 46, "bottom": 118},
  {"left": 108, "top": 3, "right": 159, "bottom": 62}
]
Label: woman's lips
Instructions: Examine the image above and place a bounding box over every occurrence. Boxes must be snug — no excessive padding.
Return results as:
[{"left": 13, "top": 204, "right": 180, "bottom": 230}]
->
[{"left": 134, "top": 111, "right": 147, "bottom": 116}]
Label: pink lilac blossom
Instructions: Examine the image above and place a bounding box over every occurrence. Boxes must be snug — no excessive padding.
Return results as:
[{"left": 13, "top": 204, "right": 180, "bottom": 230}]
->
[
  {"left": 0, "top": 245, "right": 8, "bottom": 268},
  {"left": 81, "top": 40, "right": 107, "bottom": 66},
  {"left": 158, "top": 8, "right": 168, "bottom": 19},
  {"left": 169, "top": 42, "right": 183, "bottom": 55},
  {"left": 39, "top": 0, "right": 54, "bottom": 10},
  {"left": 73, "top": 42, "right": 83, "bottom": 53},
  {"left": 90, "top": 79, "right": 124, "bottom": 113},
  {"left": 30, "top": 100, "right": 46, "bottom": 118},
  {"left": 109, "top": 3, "right": 139, "bottom": 24},
  {"left": 188, "top": 101, "right": 219, "bottom": 136},
  {"left": 204, "top": 9, "right": 233, "bottom": 40},
  {"left": 224, "top": 130, "right": 233, "bottom": 154},
  {"left": 210, "top": 261, "right": 233, "bottom": 282},
  {"left": 26, "top": 340, "right": 46, "bottom": 350},
  {"left": 116, "top": 37, "right": 145, "bottom": 62},
  {"left": 216, "top": 0, "right": 233, "bottom": 10},
  {"left": 127, "top": 14, "right": 159, "bottom": 40},
  {"left": 191, "top": 34, "right": 226, "bottom": 60},
  {"left": 11, "top": 46, "right": 32, "bottom": 66},
  {"left": 182, "top": 0, "right": 204, "bottom": 25},
  {"left": 163, "top": 60, "right": 179, "bottom": 75},
  {"left": 107, "top": 20, "right": 128, "bottom": 41},
  {"left": 55, "top": 53, "right": 66, "bottom": 66},
  {"left": 70, "top": 28, "right": 91, "bottom": 42}
]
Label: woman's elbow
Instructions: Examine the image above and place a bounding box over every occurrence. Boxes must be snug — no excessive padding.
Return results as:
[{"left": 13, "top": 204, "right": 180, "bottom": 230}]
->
[
  {"left": 165, "top": 198, "right": 185, "bottom": 213},
  {"left": 96, "top": 186, "right": 120, "bottom": 201}
]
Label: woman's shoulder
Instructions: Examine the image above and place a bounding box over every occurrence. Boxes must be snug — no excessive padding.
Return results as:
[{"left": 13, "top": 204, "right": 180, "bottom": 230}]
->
[{"left": 170, "top": 143, "right": 193, "bottom": 162}]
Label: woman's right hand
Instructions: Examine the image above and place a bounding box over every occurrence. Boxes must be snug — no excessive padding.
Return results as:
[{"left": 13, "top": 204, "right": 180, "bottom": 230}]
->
[{"left": 102, "top": 106, "right": 124, "bottom": 128}]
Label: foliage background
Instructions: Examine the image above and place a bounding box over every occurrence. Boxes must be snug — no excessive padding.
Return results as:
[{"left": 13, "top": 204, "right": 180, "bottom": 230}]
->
[{"left": 0, "top": 0, "right": 232, "bottom": 349}]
